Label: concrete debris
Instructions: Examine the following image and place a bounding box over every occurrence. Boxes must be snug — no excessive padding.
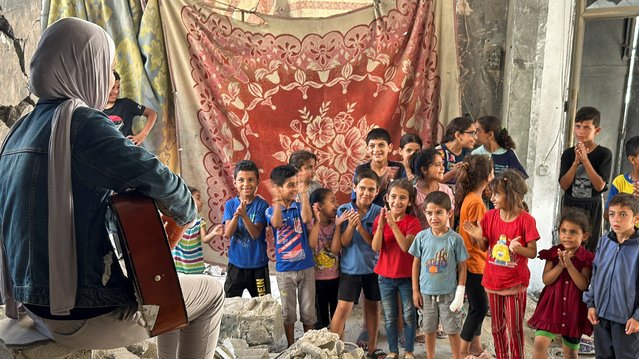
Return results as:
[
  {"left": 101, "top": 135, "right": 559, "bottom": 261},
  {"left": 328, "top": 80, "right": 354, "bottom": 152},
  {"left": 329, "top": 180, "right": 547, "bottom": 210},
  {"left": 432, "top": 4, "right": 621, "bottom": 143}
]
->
[
  {"left": 81, "top": 338, "right": 158, "bottom": 359},
  {"left": 277, "top": 329, "right": 365, "bottom": 359},
  {"left": 214, "top": 338, "right": 269, "bottom": 359},
  {"left": 218, "top": 295, "right": 287, "bottom": 352}
]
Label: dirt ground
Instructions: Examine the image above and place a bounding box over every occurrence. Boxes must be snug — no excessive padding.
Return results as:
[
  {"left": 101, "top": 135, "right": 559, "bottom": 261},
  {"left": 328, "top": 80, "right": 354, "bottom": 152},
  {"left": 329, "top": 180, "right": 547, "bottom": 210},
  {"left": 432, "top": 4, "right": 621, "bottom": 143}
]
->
[{"left": 292, "top": 293, "right": 595, "bottom": 358}]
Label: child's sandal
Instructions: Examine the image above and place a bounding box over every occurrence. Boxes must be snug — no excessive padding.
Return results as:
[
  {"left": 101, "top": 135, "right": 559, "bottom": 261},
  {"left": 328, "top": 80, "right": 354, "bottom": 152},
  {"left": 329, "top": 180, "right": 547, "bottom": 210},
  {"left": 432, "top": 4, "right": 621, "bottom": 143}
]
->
[
  {"left": 404, "top": 353, "right": 415, "bottom": 359},
  {"left": 366, "top": 349, "right": 387, "bottom": 359}
]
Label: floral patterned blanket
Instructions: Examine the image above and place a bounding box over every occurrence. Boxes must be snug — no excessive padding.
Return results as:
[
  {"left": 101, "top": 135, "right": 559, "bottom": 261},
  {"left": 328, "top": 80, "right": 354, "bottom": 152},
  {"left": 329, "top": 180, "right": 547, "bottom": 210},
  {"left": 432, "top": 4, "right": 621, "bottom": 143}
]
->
[{"left": 160, "top": 0, "right": 451, "bottom": 263}]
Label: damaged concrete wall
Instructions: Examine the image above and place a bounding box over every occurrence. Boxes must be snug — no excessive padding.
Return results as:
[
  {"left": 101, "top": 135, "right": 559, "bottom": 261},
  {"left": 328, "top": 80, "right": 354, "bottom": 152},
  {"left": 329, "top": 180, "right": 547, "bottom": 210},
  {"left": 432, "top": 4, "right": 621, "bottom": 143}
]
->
[
  {"left": 0, "top": 1, "right": 41, "bottom": 141},
  {"left": 456, "top": 0, "right": 508, "bottom": 119}
]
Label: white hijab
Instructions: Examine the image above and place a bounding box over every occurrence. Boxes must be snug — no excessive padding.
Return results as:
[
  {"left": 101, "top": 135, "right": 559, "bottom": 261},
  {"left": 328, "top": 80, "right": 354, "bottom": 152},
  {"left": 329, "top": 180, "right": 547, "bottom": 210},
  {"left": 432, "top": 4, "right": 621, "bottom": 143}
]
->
[{"left": 30, "top": 17, "right": 115, "bottom": 315}]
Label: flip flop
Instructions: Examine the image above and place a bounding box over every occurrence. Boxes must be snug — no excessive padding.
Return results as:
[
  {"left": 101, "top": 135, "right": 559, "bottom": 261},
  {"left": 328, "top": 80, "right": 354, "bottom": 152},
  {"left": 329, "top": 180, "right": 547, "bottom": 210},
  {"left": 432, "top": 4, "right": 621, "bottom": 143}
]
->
[
  {"left": 366, "top": 349, "right": 387, "bottom": 359},
  {"left": 357, "top": 330, "right": 369, "bottom": 351}
]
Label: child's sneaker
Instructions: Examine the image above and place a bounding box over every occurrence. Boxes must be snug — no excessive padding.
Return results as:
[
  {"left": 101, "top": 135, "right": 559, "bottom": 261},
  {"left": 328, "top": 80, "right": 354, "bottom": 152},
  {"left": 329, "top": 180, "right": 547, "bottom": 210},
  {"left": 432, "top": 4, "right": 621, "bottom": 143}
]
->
[{"left": 578, "top": 336, "right": 595, "bottom": 355}]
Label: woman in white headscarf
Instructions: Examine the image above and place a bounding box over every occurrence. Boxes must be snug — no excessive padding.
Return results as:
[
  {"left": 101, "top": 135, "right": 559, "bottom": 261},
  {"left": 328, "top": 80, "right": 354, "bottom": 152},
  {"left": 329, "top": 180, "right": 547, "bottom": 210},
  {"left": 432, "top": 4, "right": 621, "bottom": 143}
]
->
[{"left": 0, "top": 17, "right": 224, "bottom": 358}]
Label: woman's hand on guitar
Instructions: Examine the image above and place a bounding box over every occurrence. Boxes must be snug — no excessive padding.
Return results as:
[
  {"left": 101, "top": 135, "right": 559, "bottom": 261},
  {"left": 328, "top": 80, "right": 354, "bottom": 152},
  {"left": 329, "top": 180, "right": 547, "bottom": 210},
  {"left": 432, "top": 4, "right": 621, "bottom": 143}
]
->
[{"left": 162, "top": 214, "right": 187, "bottom": 249}]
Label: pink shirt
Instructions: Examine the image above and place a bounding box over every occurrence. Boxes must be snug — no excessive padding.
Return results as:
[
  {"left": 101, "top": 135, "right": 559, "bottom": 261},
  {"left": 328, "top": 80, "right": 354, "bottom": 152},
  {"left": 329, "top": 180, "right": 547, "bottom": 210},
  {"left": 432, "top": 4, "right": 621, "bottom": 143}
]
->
[{"left": 313, "top": 221, "right": 340, "bottom": 280}]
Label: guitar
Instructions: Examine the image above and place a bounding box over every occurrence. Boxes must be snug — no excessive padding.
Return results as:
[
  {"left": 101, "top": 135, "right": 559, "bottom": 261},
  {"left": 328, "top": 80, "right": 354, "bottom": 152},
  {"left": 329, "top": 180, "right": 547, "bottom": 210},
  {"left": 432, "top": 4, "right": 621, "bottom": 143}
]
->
[{"left": 108, "top": 191, "right": 188, "bottom": 337}]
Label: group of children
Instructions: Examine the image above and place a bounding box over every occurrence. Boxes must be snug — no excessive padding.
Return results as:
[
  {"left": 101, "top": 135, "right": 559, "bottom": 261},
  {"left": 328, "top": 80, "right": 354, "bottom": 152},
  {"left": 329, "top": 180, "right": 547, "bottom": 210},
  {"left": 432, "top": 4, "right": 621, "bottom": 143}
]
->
[{"left": 168, "top": 106, "right": 639, "bottom": 359}]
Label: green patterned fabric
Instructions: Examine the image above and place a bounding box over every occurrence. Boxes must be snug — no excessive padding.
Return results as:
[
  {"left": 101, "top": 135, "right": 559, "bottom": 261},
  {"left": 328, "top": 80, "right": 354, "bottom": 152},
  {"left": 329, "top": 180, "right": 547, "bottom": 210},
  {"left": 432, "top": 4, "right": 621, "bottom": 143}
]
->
[{"left": 41, "top": 0, "right": 179, "bottom": 170}]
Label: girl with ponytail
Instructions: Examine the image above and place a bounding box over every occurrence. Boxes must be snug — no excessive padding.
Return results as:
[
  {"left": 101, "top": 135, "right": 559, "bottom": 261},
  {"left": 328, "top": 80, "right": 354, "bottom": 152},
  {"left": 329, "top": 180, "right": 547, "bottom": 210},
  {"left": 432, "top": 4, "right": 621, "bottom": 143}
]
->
[
  {"left": 473, "top": 116, "right": 528, "bottom": 179},
  {"left": 464, "top": 170, "right": 539, "bottom": 358},
  {"left": 454, "top": 155, "right": 494, "bottom": 358},
  {"left": 436, "top": 115, "right": 477, "bottom": 185}
]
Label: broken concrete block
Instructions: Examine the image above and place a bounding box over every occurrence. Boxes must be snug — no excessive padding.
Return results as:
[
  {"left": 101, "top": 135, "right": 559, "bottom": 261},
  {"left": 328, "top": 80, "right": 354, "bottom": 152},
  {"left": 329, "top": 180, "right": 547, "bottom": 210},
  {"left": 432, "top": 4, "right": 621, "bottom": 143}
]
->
[
  {"left": 127, "top": 338, "right": 157, "bottom": 358},
  {"left": 222, "top": 338, "right": 249, "bottom": 350},
  {"left": 231, "top": 348, "right": 269, "bottom": 359},
  {"left": 277, "top": 329, "right": 365, "bottom": 359},
  {"left": 215, "top": 338, "right": 269, "bottom": 359},
  {"left": 219, "top": 295, "right": 286, "bottom": 352},
  {"left": 125, "top": 340, "right": 148, "bottom": 356}
]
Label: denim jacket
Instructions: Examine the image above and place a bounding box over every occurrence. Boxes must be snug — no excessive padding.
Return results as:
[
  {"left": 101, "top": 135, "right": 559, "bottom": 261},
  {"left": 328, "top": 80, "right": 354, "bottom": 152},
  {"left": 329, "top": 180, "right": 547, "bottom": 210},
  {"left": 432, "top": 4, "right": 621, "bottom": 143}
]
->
[
  {"left": 0, "top": 99, "right": 196, "bottom": 308},
  {"left": 583, "top": 229, "right": 639, "bottom": 324}
]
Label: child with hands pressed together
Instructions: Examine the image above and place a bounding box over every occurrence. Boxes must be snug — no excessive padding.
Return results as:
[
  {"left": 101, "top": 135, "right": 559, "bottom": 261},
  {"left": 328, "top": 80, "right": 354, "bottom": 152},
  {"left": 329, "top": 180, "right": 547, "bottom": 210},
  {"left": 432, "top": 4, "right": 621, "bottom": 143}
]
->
[
  {"left": 330, "top": 169, "right": 386, "bottom": 359},
  {"left": 464, "top": 169, "right": 539, "bottom": 359},
  {"left": 410, "top": 191, "right": 468, "bottom": 359},
  {"left": 309, "top": 188, "right": 344, "bottom": 329},
  {"left": 528, "top": 209, "right": 594, "bottom": 359},
  {"left": 559, "top": 106, "right": 612, "bottom": 252},
  {"left": 371, "top": 179, "right": 421, "bottom": 359},
  {"left": 290, "top": 150, "right": 322, "bottom": 201},
  {"left": 265, "top": 165, "right": 315, "bottom": 347},
  {"left": 583, "top": 193, "right": 639, "bottom": 358},
  {"left": 223, "top": 160, "right": 271, "bottom": 297}
]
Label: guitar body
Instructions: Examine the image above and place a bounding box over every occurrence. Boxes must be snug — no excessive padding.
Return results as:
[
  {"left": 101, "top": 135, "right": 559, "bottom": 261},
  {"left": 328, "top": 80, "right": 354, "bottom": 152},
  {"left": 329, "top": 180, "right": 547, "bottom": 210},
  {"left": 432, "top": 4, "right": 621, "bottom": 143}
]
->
[{"left": 109, "top": 192, "right": 188, "bottom": 337}]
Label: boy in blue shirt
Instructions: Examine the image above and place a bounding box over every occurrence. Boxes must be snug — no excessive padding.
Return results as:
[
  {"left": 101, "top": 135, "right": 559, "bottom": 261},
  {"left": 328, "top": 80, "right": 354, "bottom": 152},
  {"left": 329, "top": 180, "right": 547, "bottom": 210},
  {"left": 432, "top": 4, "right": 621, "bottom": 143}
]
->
[
  {"left": 584, "top": 193, "right": 639, "bottom": 358},
  {"left": 330, "top": 168, "right": 386, "bottom": 359},
  {"left": 266, "top": 165, "right": 315, "bottom": 347},
  {"left": 410, "top": 191, "right": 468, "bottom": 359},
  {"left": 223, "top": 160, "right": 270, "bottom": 297}
]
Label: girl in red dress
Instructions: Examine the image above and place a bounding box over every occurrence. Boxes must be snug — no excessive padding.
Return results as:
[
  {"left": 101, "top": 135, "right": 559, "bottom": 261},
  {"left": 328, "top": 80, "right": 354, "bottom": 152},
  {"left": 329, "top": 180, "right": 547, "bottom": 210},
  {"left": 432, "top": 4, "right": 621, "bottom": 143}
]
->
[{"left": 528, "top": 208, "right": 594, "bottom": 359}]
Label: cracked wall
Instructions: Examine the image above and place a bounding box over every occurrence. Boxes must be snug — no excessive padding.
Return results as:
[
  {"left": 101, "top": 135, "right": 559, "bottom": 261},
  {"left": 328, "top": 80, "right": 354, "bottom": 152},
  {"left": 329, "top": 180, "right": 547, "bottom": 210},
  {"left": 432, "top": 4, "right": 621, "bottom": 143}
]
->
[
  {"left": 456, "top": 0, "right": 508, "bottom": 119},
  {"left": 0, "top": 1, "right": 41, "bottom": 142}
]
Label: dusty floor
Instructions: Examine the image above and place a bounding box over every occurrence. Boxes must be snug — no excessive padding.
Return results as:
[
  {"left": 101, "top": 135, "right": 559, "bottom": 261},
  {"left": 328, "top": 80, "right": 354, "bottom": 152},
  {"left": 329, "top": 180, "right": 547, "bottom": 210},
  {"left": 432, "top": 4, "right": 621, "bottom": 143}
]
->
[
  {"left": 292, "top": 298, "right": 596, "bottom": 358},
  {"left": 215, "top": 272, "right": 595, "bottom": 358}
]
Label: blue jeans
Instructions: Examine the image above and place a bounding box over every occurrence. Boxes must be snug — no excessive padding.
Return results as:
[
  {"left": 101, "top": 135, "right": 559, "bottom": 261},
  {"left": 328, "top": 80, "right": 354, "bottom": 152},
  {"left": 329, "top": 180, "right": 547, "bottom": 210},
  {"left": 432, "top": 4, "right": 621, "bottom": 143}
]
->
[{"left": 378, "top": 275, "right": 416, "bottom": 353}]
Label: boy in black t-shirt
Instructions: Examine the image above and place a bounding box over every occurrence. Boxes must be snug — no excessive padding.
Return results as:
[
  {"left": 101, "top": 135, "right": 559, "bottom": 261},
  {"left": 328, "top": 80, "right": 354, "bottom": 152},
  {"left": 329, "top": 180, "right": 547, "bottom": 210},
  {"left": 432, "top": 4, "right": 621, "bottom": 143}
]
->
[
  {"left": 559, "top": 106, "right": 612, "bottom": 251},
  {"left": 104, "top": 71, "right": 157, "bottom": 146}
]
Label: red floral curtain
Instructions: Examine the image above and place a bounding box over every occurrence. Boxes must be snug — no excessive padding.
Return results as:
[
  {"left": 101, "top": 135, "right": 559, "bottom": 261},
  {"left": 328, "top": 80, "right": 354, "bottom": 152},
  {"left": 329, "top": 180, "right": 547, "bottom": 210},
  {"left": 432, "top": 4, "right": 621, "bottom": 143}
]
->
[{"left": 160, "top": 0, "right": 445, "bottom": 263}]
